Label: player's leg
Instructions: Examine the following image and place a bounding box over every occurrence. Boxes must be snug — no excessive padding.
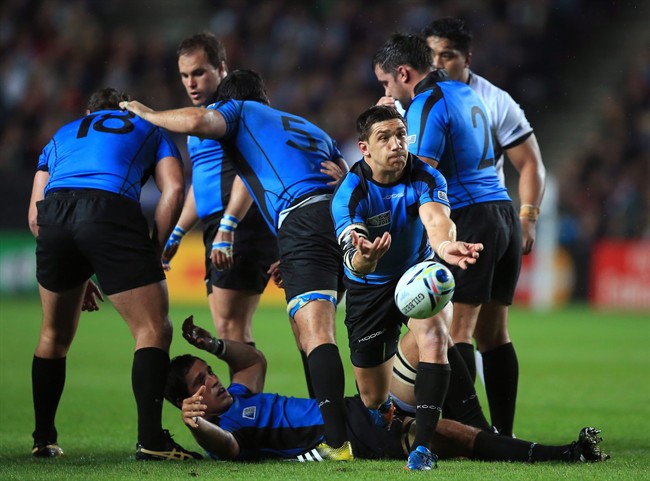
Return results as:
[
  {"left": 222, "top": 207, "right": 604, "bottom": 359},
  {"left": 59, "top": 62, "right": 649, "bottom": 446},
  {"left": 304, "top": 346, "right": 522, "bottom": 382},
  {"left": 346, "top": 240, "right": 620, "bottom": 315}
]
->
[
  {"left": 207, "top": 287, "right": 260, "bottom": 343},
  {"left": 473, "top": 204, "right": 522, "bottom": 437},
  {"left": 32, "top": 283, "right": 85, "bottom": 457},
  {"left": 278, "top": 200, "right": 350, "bottom": 456},
  {"left": 292, "top": 296, "right": 350, "bottom": 451},
  {"left": 448, "top": 302, "right": 481, "bottom": 381},
  {"left": 475, "top": 301, "right": 517, "bottom": 436},
  {"left": 405, "top": 315, "right": 450, "bottom": 466}
]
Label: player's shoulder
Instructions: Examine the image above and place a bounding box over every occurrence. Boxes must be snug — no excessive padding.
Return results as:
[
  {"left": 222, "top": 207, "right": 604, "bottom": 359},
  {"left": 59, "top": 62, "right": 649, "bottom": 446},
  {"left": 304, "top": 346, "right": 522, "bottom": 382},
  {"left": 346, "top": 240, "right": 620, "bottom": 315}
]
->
[{"left": 469, "top": 72, "right": 520, "bottom": 108}]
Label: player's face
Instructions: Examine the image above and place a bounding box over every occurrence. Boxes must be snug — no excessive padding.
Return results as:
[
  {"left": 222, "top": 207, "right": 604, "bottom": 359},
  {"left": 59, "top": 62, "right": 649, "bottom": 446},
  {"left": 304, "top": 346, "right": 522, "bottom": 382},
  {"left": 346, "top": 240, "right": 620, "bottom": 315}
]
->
[
  {"left": 374, "top": 65, "right": 412, "bottom": 109},
  {"left": 359, "top": 118, "right": 409, "bottom": 180},
  {"left": 185, "top": 359, "right": 234, "bottom": 417},
  {"left": 178, "top": 48, "right": 226, "bottom": 106},
  {"left": 426, "top": 36, "right": 470, "bottom": 82}
]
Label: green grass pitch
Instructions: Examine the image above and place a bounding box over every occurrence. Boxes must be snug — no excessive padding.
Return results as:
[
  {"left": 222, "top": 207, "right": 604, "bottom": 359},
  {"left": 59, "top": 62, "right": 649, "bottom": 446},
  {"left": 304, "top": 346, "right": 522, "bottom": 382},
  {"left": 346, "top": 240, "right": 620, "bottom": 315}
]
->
[{"left": 0, "top": 296, "right": 648, "bottom": 480}]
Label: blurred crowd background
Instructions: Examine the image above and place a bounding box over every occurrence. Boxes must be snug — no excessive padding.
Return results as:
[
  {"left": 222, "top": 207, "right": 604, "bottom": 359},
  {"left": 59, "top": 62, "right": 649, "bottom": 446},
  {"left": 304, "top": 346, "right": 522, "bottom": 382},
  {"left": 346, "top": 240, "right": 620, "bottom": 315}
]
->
[{"left": 0, "top": 0, "right": 648, "bottom": 301}]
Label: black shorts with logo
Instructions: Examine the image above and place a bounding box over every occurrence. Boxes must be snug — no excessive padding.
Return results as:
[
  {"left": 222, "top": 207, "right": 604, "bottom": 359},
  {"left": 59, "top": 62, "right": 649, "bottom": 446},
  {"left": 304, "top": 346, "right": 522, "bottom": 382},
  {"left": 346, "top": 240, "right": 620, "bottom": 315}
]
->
[
  {"left": 36, "top": 189, "right": 165, "bottom": 296},
  {"left": 202, "top": 204, "right": 278, "bottom": 295},
  {"left": 276, "top": 199, "right": 344, "bottom": 302},
  {"left": 447, "top": 201, "right": 522, "bottom": 304},
  {"left": 344, "top": 277, "right": 406, "bottom": 368}
]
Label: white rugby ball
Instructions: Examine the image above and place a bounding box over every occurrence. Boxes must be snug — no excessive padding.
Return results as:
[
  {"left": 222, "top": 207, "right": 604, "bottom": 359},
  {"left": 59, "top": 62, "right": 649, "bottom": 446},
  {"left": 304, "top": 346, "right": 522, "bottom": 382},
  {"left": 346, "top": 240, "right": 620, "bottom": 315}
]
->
[{"left": 394, "top": 261, "right": 455, "bottom": 319}]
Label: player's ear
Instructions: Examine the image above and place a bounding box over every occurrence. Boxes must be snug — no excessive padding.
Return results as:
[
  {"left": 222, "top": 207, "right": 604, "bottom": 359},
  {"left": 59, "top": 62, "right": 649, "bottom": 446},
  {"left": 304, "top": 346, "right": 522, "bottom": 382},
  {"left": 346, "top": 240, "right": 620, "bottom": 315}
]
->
[
  {"left": 465, "top": 52, "right": 472, "bottom": 68},
  {"left": 396, "top": 65, "right": 409, "bottom": 83},
  {"left": 358, "top": 140, "right": 370, "bottom": 157}
]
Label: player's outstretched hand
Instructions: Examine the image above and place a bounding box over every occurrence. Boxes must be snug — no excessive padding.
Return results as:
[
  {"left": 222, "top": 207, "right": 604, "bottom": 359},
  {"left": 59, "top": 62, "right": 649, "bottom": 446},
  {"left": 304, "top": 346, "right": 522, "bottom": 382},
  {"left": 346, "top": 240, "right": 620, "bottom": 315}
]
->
[
  {"left": 182, "top": 315, "right": 214, "bottom": 350},
  {"left": 442, "top": 241, "right": 484, "bottom": 270},
  {"left": 119, "top": 100, "right": 152, "bottom": 117},
  {"left": 181, "top": 385, "right": 207, "bottom": 429},
  {"left": 81, "top": 279, "right": 104, "bottom": 312},
  {"left": 376, "top": 96, "right": 397, "bottom": 108}
]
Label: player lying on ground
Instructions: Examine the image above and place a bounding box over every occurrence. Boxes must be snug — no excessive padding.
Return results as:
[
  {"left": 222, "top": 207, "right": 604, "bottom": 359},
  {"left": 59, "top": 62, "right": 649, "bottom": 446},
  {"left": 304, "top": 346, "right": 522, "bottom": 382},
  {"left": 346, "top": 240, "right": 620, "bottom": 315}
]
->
[{"left": 164, "top": 316, "right": 609, "bottom": 465}]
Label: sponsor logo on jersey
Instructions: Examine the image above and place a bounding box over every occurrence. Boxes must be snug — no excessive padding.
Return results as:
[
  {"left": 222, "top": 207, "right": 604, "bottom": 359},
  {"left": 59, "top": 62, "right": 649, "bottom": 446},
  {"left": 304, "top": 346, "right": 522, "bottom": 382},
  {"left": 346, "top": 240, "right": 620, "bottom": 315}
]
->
[
  {"left": 407, "top": 134, "right": 416, "bottom": 145},
  {"left": 510, "top": 124, "right": 524, "bottom": 136},
  {"left": 367, "top": 211, "right": 391, "bottom": 227},
  {"left": 437, "top": 191, "right": 448, "bottom": 202},
  {"left": 242, "top": 406, "right": 257, "bottom": 420},
  {"left": 384, "top": 193, "right": 404, "bottom": 200}
]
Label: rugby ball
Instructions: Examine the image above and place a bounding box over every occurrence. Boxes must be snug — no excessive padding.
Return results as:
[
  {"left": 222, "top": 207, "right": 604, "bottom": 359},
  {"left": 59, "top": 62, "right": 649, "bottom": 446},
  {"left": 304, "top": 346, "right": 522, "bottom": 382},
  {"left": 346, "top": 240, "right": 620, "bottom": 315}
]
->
[{"left": 394, "top": 261, "right": 455, "bottom": 319}]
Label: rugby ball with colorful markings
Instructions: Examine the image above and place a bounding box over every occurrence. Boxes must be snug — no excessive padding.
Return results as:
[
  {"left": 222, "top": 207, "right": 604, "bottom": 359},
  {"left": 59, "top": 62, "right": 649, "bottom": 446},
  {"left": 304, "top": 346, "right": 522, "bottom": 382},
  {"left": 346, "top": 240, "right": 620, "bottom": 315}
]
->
[{"left": 394, "top": 261, "right": 455, "bottom": 319}]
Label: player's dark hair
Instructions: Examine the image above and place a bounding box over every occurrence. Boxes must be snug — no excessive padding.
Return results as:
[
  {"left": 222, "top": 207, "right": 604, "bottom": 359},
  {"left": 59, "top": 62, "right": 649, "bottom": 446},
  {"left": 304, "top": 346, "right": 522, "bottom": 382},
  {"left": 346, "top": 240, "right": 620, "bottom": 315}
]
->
[
  {"left": 372, "top": 33, "right": 433, "bottom": 75},
  {"left": 215, "top": 69, "right": 270, "bottom": 106},
  {"left": 165, "top": 354, "right": 202, "bottom": 408},
  {"left": 356, "top": 105, "right": 406, "bottom": 141},
  {"left": 421, "top": 18, "right": 473, "bottom": 56},
  {"left": 87, "top": 88, "right": 129, "bottom": 112},
  {"left": 177, "top": 32, "right": 227, "bottom": 67}
]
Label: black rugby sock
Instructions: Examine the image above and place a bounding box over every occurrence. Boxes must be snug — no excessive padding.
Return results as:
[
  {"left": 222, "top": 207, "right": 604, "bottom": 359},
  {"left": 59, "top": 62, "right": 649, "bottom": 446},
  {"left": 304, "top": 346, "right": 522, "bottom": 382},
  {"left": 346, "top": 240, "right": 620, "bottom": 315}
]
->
[
  {"left": 443, "top": 346, "right": 491, "bottom": 431},
  {"left": 32, "top": 356, "right": 66, "bottom": 443},
  {"left": 482, "top": 342, "right": 518, "bottom": 436},
  {"left": 473, "top": 430, "right": 572, "bottom": 462},
  {"left": 132, "top": 347, "right": 169, "bottom": 448},
  {"left": 307, "top": 343, "right": 347, "bottom": 447},
  {"left": 412, "top": 362, "right": 450, "bottom": 451},
  {"left": 300, "top": 350, "right": 316, "bottom": 398},
  {"left": 455, "top": 342, "right": 477, "bottom": 382}
]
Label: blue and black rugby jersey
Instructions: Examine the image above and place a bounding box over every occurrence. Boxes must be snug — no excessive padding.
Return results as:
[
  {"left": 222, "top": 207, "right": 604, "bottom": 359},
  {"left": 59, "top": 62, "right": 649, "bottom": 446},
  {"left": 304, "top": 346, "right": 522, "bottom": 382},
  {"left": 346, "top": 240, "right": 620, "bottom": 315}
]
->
[
  {"left": 209, "top": 99, "right": 342, "bottom": 234},
  {"left": 406, "top": 73, "right": 510, "bottom": 209},
  {"left": 331, "top": 154, "right": 449, "bottom": 285},
  {"left": 188, "top": 135, "right": 236, "bottom": 219},
  {"left": 210, "top": 383, "right": 325, "bottom": 461},
  {"left": 37, "top": 109, "right": 181, "bottom": 201}
]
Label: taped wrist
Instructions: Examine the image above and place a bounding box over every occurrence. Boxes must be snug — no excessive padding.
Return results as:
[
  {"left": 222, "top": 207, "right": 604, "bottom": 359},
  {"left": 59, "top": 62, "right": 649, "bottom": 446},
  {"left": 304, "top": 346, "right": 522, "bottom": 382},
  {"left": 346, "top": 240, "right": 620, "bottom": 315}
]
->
[
  {"left": 519, "top": 204, "right": 540, "bottom": 221},
  {"left": 168, "top": 225, "right": 187, "bottom": 243},
  {"left": 206, "top": 337, "right": 226, "bottom": 358},
  {"left": 338, "top": 224, "right": 369, "bottom": 276},
  {"left": 218, "top": 214, "right": 240, "bottom": 233}
]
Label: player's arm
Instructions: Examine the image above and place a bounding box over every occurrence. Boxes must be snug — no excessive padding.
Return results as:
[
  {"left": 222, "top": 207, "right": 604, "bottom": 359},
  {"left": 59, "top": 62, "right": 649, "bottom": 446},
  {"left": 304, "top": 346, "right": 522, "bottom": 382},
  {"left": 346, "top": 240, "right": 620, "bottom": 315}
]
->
[
  {"left": 162, "top": 184, "right": 199, "bottom": 270},
  {"left": 152, "top": 156, "right": 185, "bottom": 255},
  {"left": 182, "top": 316, "right": 266, "bottom": 393},
  {"left": 211, "top": 176, "right": 254, "bottom": 271},
  {"left": 182, "top": 385, "right": 240, "bottom": 459},
  {"left": 28, "top": 170, "right": 49, "bottom": 237},
  {"left": 419, "top": 202, "right": 483, "bottom": 270},
  {"left": 120, "top": 101, "right": 228, "bottom": 140},
  {"left": 505, "top": 134, "right": 545, "bottom": 255}
]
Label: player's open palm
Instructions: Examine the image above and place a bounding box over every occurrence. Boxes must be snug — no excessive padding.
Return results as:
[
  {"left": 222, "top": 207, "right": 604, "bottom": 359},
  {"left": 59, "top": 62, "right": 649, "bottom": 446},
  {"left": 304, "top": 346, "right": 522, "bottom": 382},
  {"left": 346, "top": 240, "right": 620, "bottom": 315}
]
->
[{"left": 352, "top": 230, "right": 391, "bottom": 263}]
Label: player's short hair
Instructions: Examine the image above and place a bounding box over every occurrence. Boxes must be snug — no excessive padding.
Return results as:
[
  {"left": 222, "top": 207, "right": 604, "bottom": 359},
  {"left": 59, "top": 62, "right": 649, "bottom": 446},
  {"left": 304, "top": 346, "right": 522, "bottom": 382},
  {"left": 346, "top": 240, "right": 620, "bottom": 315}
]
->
[
  {"left": 372, "top": 33, "right": 433, "bottom": 75},
  {"left": 421, "top": 18, "right": 473, "bottom": 56},
  {"left": 215, "top": 69, "right": 270, "bottom": 106},
  {"left": 165, "top": 354, "right": 202, "bottom": 408},
  {"left": 356, "top": 105, "right": 406, "bottom": 141},
  {"left": 87, "top": 88, "right": 129, "bottom": 112},
  {"left": 177, "top": 32, "right": 227, "bottom": 67}
]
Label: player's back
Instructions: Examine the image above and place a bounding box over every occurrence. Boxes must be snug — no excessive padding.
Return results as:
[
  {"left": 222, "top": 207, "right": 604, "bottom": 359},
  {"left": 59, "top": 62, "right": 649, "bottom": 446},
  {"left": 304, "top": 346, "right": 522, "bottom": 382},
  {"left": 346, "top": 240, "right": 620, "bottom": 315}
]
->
[
  {"left": 408, "top": 79, "right": 510, "bottom": 209},
  {"left": 213, "top": 99, "right": 342, "bottom": 231},
  {"left": 187, "top": 134, "right": 236, "bottom": 218},
  {"left": 39, "top": 109, "right": 179, "bottom": 201}
]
